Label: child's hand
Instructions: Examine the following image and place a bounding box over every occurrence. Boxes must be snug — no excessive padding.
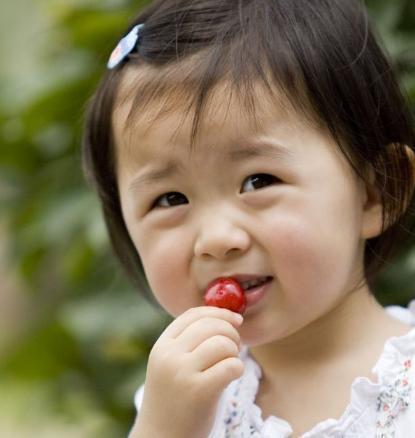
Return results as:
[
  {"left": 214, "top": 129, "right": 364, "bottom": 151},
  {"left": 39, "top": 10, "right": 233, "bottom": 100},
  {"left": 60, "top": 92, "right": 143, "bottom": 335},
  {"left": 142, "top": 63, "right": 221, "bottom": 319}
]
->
[{"left": 130, "top": 306, "right": 244, "bottom": 438}]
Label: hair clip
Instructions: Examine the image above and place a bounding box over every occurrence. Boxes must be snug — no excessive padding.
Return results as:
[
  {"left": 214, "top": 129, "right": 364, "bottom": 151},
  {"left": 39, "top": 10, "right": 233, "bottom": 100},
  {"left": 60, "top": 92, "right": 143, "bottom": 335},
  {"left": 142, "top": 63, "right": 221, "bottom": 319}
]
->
[{"left": 107, "top": 23, "right": 144, "bottom": 69}]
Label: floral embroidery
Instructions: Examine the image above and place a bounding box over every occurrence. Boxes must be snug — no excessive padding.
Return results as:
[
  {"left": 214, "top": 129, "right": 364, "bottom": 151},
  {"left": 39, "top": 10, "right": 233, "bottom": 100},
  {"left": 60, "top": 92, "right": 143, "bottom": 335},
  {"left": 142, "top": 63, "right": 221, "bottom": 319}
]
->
[
  {"left": 375, "top": 359, "right": 412, "bottom": 437},
  {"left": 222, "top": 375, "right": 261, "bottom": 437},
  {"left": 223, "top": 382, "right": 243, "bottom": 437}
]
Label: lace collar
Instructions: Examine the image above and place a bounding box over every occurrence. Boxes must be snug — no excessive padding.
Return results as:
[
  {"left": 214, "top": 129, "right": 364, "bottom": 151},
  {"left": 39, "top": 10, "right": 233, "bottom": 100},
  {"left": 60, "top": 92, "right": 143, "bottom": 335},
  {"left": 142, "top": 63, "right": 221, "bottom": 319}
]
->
[{"left": 214, "top": 301, "right": 415, "bottom": 437}]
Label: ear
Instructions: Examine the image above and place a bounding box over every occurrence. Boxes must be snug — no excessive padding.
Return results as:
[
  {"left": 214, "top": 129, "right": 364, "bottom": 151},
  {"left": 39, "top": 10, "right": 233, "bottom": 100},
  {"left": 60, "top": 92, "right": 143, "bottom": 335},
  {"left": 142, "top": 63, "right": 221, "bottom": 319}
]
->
[
  {"left": 360, "top": 144, "right": 415, "bottom": 239},
  {"left": 403, "top": 145, "right": 415, "bottom": 207},
  {"left": 360, "top": 171, "right": 383, "bottom": 240}
]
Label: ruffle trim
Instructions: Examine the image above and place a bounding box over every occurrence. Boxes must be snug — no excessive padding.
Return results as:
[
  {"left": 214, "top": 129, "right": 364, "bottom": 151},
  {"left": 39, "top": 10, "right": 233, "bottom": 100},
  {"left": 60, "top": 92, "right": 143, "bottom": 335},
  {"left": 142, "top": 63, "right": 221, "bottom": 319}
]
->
[{"left": 230, "top": 300, "right": 415, "bottom": 437}]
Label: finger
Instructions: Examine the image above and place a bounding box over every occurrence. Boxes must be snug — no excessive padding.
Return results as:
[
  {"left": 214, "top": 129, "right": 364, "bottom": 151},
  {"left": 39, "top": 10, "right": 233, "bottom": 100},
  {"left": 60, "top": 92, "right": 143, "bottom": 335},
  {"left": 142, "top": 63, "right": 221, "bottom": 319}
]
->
[
  {"left": 200, "top": 357, "right": 245, "bottom": 393},
  {"left": 162, "top": 306, "right": 243, "bottom": 340},
  {"left": 177, "top": 317, "right": 241, "bottom": 353},
  {"left": 191, "top": 335, "right": 241, "bottom": 372}
]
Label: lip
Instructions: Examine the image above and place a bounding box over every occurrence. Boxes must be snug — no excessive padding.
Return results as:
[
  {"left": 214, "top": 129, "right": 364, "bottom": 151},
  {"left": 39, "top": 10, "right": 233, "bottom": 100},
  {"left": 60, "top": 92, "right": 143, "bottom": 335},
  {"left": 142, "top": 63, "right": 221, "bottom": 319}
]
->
[
  {"left": 231, "top": 274, "right": 270, "bottom": 284},
  {"left": 244, "top": 278, "right": 272, "bottom": 311},
  {"left": 204, "top": 274, "right": 272, "bottom": 292}
]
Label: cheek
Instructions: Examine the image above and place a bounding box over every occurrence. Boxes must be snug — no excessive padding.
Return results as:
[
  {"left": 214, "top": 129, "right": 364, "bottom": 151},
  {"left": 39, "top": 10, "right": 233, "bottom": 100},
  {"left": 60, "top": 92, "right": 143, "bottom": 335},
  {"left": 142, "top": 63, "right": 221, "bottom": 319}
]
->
[
  {"left": 263, "top": 212, "right": 358, "bottom": 304},
  {"left": 133, "top": 229, "right": 192, "bottom": 316},
  {"left": 269, "top": 219, "right": 330, "bottom": 282}
]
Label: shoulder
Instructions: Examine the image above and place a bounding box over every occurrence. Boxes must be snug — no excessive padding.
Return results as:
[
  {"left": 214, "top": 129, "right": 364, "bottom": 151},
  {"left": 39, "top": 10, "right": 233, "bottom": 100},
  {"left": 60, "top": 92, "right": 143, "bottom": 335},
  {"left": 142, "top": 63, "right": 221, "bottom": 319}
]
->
[
  {"left": 376, "top": 300, "right": 415, "bottom": 380},
  {"left": 385, "top": 299, "right": 415, "bottom": 326},
  {"left": 374, "top": 335, "right": 415, "bottom": 436},
  {"left": 371, "top": 301, "right": 415, "bottom": 434},
  {"left": 134, "top": 383, "right": 145, "bottom": 412}
]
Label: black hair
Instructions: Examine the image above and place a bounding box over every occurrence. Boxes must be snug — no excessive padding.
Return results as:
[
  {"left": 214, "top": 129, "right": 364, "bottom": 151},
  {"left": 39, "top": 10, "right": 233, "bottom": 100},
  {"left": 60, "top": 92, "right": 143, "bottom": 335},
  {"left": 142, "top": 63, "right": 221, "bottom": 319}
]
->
[{"left": 82, "top": 0, "right": 415, "bottom": 301}]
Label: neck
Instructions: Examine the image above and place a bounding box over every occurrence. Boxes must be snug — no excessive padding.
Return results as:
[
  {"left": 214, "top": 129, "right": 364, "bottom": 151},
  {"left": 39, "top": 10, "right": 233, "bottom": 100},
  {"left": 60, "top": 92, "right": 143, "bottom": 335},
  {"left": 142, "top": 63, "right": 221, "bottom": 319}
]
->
[{"left": 249, "top": 285, "right": 403, "bottom": 379}]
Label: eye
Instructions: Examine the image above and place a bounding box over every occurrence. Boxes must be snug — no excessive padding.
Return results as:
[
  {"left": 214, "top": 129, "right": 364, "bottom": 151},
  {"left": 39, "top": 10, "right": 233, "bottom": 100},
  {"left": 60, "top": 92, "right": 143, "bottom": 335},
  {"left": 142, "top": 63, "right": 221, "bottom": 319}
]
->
[
  {"left": 241, "top": 173, "right": 280, "bottom": 192},
  {"left": 152, "top": 192, "right": 188, "bottom": 209}
]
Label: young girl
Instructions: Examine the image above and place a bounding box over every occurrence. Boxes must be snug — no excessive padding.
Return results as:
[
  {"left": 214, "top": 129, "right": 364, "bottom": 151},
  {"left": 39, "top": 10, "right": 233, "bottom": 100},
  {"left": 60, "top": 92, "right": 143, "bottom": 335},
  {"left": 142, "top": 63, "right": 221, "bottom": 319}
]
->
[{"left": 82, "top": 0, "right": 415, "bottom": 436}]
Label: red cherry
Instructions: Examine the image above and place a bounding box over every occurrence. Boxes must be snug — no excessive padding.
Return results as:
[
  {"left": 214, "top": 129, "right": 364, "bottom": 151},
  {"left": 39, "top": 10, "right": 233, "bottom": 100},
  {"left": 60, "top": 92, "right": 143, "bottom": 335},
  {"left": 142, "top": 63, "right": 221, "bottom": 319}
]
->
[{"left": 204, "top": 278, "right": 247, "bottom": 314}]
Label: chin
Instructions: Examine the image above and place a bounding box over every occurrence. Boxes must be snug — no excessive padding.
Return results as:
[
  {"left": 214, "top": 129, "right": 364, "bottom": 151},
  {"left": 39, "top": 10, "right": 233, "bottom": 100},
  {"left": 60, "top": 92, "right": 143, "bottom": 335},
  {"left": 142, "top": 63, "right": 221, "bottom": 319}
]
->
[
  {"left": 240, "top": 322, "right": 296, "bottom": 348},
  {"left": 241, "top": 331, "right": 279, "bottom": 348}
]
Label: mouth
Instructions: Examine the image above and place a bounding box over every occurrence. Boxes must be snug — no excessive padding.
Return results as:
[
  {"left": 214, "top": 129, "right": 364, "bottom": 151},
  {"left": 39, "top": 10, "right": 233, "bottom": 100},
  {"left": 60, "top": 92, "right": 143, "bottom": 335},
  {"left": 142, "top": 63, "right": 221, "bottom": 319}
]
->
[
  {"left": 202, "top": 274, "right": 273, "bottom": 312},
  {"left": 202, "top": 274, "right": 274, "bottom": 295},
  {"left": 237, "top": 275, "right": 273, "bottom": 293}
]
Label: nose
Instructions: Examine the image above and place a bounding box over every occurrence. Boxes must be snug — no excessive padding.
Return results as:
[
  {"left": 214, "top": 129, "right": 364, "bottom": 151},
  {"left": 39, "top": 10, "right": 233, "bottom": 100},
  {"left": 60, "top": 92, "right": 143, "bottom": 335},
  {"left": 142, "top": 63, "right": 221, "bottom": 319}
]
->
[{"left": 194, "top": 216, "right": 251, "bottom": 260}]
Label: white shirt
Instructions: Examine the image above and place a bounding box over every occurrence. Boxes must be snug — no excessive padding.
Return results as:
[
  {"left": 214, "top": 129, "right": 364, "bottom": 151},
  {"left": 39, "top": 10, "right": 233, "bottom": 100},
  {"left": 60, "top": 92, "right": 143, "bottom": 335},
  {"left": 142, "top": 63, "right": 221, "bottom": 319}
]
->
[{"left": 133, "top": 301, "right": 415, "bottom": 437}]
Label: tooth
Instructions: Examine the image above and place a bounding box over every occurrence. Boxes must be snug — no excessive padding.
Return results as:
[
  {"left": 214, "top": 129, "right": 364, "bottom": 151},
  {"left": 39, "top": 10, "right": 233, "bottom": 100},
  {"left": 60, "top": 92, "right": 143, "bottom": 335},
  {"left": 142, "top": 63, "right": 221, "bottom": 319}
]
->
[
  {"left": 244, "top": 279, "right": 261, "bottom": 289},
  {"left": 239, "top": 276, "right": 270, "bottom": 290}
]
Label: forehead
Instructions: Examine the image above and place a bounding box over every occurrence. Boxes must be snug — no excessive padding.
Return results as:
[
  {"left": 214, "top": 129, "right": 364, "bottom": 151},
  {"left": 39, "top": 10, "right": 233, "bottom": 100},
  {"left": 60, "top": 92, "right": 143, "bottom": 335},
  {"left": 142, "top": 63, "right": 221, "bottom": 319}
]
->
[{"left": 111, "top": 65, "right": 319, "bottom": 168}]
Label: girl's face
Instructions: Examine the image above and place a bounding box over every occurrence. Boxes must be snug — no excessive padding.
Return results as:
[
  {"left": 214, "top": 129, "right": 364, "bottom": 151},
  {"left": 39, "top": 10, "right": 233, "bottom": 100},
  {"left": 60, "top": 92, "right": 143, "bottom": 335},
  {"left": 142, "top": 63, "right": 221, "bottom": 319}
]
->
[{"left": 113, "top": 90, "right": 381, "bottom": 347}]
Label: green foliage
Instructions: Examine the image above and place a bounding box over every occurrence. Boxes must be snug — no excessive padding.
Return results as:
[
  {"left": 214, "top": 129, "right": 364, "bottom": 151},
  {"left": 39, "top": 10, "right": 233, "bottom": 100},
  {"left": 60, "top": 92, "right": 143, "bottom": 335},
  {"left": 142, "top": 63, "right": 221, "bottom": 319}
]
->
[{"left": 0, "top": 0, "right": 414, "bottom": 435}]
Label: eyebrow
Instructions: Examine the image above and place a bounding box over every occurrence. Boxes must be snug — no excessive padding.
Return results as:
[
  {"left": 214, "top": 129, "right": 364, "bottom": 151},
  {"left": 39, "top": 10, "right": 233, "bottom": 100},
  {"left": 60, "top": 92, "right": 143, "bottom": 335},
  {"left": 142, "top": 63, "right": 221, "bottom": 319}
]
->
[
  {"left": 226, "top": 141, "right": 293, "bottom": 161},
  {"left": 128, "top": 162, "right": 181, "bottom": 192},
  {"left": 128, "top": 141, "right": 293, "bottom": 192}
]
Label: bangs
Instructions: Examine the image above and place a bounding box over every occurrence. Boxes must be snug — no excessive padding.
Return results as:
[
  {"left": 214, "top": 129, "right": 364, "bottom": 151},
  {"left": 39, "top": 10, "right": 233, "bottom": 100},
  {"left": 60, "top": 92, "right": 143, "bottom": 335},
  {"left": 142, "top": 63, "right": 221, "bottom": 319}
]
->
[{"left": 112, "top": 47, "right": 316, "bottom": 151}]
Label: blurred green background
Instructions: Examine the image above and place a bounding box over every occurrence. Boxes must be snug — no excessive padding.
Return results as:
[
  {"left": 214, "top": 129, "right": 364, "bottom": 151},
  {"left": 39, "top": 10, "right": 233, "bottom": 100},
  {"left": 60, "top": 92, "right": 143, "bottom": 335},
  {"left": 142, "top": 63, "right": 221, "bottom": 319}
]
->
[{"left": 0, "top": 0, "right": 414, "bottom": 436}]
